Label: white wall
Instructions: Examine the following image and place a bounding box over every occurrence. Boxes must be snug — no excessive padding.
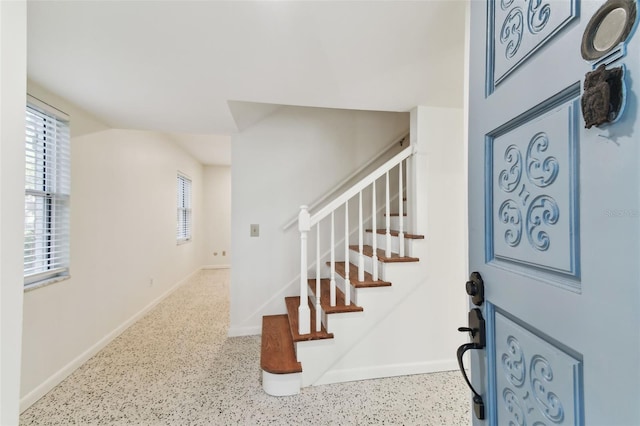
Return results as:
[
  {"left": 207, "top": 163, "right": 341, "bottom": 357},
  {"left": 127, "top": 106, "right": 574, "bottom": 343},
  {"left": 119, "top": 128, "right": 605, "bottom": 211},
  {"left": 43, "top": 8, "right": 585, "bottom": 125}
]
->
[
  {"left": 203, "top": 166, "right": 231, "bottom": 268},
  {"left": 0, "top": 2, "right": 27, "bottom": 423},
  {"left": 20, "top": 83, "right": 207, "bottom": 410},
  {"left": 409, "top": 105, "right": 468, "bottom": 368},
  {"left": 230, "top": 106, "right": 409, "bottom": 336}
]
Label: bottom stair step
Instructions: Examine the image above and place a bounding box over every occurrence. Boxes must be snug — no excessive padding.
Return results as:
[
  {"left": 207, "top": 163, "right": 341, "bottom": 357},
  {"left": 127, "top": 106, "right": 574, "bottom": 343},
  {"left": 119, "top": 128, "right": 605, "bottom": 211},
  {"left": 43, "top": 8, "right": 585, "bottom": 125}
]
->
[{"left": 260, "top": 314, "right": 302, "bottom": 374}]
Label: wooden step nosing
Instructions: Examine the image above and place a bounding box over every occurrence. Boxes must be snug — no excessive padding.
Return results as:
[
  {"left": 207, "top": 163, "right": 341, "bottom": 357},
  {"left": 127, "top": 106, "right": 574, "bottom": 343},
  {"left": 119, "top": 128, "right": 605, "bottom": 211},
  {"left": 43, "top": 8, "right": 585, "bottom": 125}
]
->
[
  {"left": 329, "top": 262, "right": 393, "bottom": 288},
  {"left": 285, "top": 296, "right": 334, "bottom": 342},
  {"left": 349, "top": 245, "right": 420, "bottom": 263},
  {"left": 260, "top": 314, "right": 303, "bottom": 375},
  {"left": 364, "top": 229, "right": 425, "bottom": 239},
  {"left": 307, "top": 278, "right": 365, "bottom": 313}
]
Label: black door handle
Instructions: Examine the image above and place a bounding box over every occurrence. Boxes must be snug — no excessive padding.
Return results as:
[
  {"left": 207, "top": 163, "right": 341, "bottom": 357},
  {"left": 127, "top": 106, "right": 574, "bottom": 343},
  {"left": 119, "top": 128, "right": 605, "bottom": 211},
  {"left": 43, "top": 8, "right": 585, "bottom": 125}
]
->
[{"left": 457, "top": 308, "right": 486, "bottom": 420}]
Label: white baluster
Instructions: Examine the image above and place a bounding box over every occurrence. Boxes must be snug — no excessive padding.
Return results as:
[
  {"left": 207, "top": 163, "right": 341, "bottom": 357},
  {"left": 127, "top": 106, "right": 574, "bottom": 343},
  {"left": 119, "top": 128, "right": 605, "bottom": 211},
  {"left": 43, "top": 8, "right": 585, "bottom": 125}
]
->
[
  {"left": 405, "top": 157, "right": 413, "bottom": 234},
  {"left": 398, "top": 160, "right": 405, "bottom": 257},
  {"left": 330, "top": 211, "right": 336, "bottom": 307},
  {"left": 298, "top": 206, "right": 311, "bottom": 335},
  {"left": 385, "top": 171, "right": 391, "bottom": 258},
  {"left": 372, "top": 180, "right": 379, "bottom": 281},
  {"left": 358, "top": 191, "right": 365, "bottom": 282},
  {"left": 344, "top": 201, "right": 351, "bottom": 306},
  {"left": 316, "top": 224, "right": 321, "bottom": 332}
]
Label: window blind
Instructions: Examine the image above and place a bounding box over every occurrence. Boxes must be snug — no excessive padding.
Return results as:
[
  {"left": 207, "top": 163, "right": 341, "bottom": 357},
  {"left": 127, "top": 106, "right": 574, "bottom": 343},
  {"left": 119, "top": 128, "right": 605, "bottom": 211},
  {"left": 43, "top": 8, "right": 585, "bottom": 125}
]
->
[
  {"left": 24, "top": 104, "right": 71, "bottom": 285},
  {"left": 177, "top": 174, "right": 192, "bottom": 242}
]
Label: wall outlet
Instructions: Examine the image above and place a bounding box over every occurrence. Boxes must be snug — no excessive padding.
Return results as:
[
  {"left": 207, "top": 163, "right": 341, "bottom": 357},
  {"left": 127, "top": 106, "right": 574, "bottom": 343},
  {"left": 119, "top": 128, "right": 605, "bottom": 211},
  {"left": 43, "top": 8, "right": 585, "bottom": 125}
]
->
[
  {"left": 149, "top": 278, "right": 155, "bottom": 287},
  {"left": 250, "top": 224, "right": 259, "bottom": 237}
]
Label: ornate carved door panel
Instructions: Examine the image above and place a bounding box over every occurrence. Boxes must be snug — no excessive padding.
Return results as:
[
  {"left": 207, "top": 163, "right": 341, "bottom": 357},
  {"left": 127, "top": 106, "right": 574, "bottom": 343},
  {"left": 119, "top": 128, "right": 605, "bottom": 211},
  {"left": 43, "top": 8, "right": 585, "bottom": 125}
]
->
[{"left": 468, "top": 1, "right": 640, "bottom": 424}]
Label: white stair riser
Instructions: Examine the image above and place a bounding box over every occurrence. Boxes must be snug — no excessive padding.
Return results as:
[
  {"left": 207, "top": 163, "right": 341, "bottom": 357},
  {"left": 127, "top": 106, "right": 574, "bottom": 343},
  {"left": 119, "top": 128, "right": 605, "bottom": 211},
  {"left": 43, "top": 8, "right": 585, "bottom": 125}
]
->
[
  {"left": 375, "top": 215, "right": 406, "bottom": 231},
  {"left": 262, "top": 371, "right": 302, "bottom": 396},
  {"left": 389, "top": 216, "right": 405, "bottom": 230},
  {"left": 346, "top": 241, "right": 424, "bottom": 276},
  {"left": 364, "top": 232, "right": 419, "bottom": 256},
  {"left": 348, "top": 250, "right": 374, "bottom": 275}
]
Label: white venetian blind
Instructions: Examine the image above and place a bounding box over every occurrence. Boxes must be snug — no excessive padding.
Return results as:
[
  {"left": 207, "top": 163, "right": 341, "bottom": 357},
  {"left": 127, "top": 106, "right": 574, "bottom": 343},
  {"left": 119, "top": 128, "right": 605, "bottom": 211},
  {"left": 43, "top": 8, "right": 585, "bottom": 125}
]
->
[
  {"left": 177, "top": 173, "right": 192, "bottom": 242},
  {"left": 24, "top": 101, "right": 71, "bottom": 286}
]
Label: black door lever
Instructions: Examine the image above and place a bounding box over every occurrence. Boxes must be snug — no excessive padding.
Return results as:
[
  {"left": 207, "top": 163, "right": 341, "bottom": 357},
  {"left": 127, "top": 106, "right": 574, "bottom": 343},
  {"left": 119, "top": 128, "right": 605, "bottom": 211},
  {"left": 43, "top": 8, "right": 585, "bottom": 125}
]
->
[
  {"left": 457, "top": 308, "right": 486, "bottom": 420},
  {"left": 457, "top": 326, "right": 475, "bottom": 335}
]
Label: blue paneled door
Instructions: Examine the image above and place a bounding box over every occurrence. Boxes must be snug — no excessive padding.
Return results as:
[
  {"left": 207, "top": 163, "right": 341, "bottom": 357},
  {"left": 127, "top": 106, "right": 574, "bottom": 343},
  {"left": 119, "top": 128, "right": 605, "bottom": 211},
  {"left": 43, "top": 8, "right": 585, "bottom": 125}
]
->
[{"left": 468, "top": 0, "right": 640, "bottom": 424}]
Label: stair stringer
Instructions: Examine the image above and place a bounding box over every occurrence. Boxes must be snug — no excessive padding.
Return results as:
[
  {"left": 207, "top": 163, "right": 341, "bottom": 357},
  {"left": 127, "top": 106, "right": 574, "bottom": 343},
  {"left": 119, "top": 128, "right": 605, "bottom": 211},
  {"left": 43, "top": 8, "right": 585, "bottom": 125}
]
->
[{"left": 296, "top": 243, "right": 429, "bottom": 387}]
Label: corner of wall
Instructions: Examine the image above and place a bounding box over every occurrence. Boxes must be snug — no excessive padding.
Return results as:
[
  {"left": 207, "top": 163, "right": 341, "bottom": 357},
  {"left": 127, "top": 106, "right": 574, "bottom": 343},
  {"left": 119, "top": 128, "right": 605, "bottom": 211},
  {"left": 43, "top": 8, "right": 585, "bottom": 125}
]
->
[{"left": 0, "top": 1, "right": 27, "bottom": 423}]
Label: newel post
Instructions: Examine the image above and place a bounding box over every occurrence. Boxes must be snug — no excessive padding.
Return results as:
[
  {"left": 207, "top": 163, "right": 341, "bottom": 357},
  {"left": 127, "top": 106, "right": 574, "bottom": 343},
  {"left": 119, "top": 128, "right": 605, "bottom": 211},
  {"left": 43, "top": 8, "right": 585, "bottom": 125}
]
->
[{"left": 298, "top": 205, "right": 311, "bottom": 335}]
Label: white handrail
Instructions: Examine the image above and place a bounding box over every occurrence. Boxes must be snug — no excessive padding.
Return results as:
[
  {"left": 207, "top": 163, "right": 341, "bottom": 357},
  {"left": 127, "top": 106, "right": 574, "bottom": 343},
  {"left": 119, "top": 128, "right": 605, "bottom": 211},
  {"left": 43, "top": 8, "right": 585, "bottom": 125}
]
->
[
  {"left": 309, "top": 146, "right": 414, "bottom": 227},
  {"left": 282, "top": 132, "right": 409, "bottom": 230},
  {"left": 296, "top": 143, "right": 413, "bottom": 335}
]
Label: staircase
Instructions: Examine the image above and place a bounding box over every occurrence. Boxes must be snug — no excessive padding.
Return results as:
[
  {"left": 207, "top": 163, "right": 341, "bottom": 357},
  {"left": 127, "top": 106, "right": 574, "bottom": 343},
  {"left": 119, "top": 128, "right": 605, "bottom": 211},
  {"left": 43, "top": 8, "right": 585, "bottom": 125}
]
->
[{"left": 260, "top": 145, "right": 427, "bottom": 396}]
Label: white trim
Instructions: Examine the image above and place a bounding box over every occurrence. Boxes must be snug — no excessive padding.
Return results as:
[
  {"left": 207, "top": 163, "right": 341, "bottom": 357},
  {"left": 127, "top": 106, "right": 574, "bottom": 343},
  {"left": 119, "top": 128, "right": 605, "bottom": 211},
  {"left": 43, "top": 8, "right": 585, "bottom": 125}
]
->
[
  {"left": 19, "top": 267, "right": 202, "bottom": 413},
  {"left": 24, "top": 273, "right": 71, "bottom": 292},
  {"left": 313, "top": 359, "right": 459, "bottom": 387},
  {"left": 201, "top": 264, "right": 231, "bottom": 270},
  {"left": 228, "top": 325, "right": 261, "bottom": 337},
  {"left": 26, "top": 94, "right": 69, "bottom": 121}
]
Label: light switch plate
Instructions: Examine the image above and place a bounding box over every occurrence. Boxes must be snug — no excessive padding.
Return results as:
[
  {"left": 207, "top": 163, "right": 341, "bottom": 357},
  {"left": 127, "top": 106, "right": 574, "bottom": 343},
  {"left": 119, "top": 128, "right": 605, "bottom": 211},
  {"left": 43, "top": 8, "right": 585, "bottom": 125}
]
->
[{"left": 250, "top": 224, "right": 259, "bottom": 237}]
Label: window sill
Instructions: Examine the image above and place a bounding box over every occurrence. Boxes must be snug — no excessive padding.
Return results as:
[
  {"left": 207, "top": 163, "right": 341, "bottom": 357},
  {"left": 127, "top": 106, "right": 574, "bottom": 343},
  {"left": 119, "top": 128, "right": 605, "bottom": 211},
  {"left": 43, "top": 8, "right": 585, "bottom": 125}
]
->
[
  {"left": 24, "top": 274, "right": 71, "bottom": 292},
  {"left": 177, "top": 238, "right": 192, "bottom": 246}
]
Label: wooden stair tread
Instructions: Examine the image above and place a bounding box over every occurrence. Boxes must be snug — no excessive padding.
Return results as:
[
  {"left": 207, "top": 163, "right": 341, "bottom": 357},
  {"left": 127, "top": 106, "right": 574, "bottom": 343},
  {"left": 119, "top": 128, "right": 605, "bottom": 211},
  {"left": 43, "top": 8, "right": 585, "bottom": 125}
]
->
[
  {"left": 365, "top": 229, "right": 425, "bottom": 239},
  {"left": 330, "top": 262, "right": 392, "bottom": 288},
  {"left": 260, "top": 315, "right": 302, "bottom": 374},
  {"left": 308, "top": 278, "right": 364, "bottom": 313},
  {"left": 385, "top": 213, "right": 407, "bottom": 217},
  {"left": 349, "top": 245, "right": 419, "bottom": 262},
  {"left": 285, "top": 296, "right": 333, "bottom": 342}
]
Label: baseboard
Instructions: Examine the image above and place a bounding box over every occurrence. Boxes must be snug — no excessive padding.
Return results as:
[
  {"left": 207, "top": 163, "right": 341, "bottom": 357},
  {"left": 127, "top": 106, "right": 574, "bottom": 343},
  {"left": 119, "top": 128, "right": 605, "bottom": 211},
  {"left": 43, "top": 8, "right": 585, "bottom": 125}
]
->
[
  {"left": 202, "top": 264, "right": 230, "bottom": 270},
  {"left": 227, "top": 325, "right": 261, "bottom": 337},
  {"left": 19, "top": 267, "right": 202, "bottom": 413},
  {"left": 313, "top": 359, "right": 459, "bottom": 386}
]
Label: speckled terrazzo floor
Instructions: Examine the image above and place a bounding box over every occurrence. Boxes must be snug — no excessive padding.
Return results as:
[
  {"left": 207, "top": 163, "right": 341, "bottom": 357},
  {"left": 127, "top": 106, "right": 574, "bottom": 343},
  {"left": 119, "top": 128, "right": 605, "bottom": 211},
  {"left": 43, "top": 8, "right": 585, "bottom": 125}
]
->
[{"left": 20, "top": 269, "right": 470, "bottom": 426}]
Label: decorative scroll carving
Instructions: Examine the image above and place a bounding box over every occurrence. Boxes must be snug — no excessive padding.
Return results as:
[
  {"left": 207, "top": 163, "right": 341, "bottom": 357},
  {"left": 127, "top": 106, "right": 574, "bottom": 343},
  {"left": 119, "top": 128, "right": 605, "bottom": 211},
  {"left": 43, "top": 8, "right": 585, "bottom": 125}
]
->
[
  {"left": 497, "top": 323, "right": 571, "bottom": 425},
  {"left": 501, "top": 0, "right": 515, "bottom": 11},
  {"left": 527, "top": 195, "right": 559, "bottom": 251},
  {"left": 496, "top": 138, "right": 560, "bottom": 251},
  {"left": 503, "top": 388, "right": 526, "bottom": 426},
  {"left": 500, "top": 1, "right": 550, "bottom": 58},
  {"left": 499, "top": 144, "right": 523, "bottom": 192},
  {"left": 518, "top": 184, "right": 531, "bottom": 206},
  {"left": 501, "top": 8, "right": 525, "bottom": 59},
  {"left": 502, "top": 336, "right": 526, "bottom": 387},
  {"left": 490, "top": 0, "right": 576, "bottom": 92},
  {"left": 499, "top": 200, "right": 523, "bottom": 247},
  {"left": 527, "top": 0, "right": 552, "bottom": 34},
  {"left": 530, "top": 355, "right": 565, "bottom": 422},
  {"left": 526, "top": 132, "right": 559, "bottom": 187}
]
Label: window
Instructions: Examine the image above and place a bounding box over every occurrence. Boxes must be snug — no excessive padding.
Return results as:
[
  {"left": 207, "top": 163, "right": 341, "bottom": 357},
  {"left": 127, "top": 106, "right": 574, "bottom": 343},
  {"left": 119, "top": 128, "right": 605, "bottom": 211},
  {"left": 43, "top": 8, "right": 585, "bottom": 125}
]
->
[
  {"left": 177, "top": 173, "right": 192, "bottom": 243},
  {"left": 24, "top": 97, "right": 71, "bottom": 287}
]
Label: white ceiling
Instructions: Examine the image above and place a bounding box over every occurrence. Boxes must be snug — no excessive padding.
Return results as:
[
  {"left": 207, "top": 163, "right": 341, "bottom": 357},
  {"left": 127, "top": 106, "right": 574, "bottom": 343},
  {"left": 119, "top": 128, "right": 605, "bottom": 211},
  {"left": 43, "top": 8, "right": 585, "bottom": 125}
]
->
[{"left": 27, "top": 0, "right": 467, "bottom": 165}]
